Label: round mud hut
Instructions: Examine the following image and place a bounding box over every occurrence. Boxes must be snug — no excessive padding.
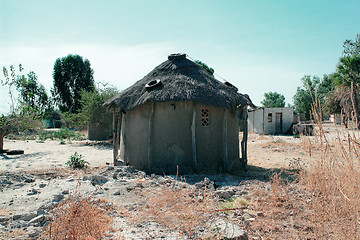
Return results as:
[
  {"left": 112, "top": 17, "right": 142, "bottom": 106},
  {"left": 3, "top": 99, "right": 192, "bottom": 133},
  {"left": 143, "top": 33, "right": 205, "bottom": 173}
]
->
[{"left": 104, "top": 53, "right": 253, "bottom": 174}]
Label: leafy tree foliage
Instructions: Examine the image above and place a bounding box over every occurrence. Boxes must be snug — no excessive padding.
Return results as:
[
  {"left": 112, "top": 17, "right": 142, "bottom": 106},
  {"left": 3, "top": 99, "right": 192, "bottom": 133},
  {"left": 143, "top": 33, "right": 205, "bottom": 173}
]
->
[
  {"left": 79, "top": 83, "right": 119, "bottom": 125},
  {"left": 194, "top": 60, "right": 214, "bottom": 75},
  {"left": 319, "top": 34, "right": 360, "bottom": 126},
  {"left": 343, "top": 34, "right": 360, "bottom": 57},
  {"left": 292, "top": 34, "right": 359, "bottom": 123},
  {"left": 1, "top": 65, "right": 43, "bottom": 151},
  {"left": 52, "top": 54, "right": 95, "bottom": 113},
  {"left": 15, "top": 70, "right": 52, "bottom": 118},
  {"left": 0, "top": 113, "right": 42, "bottom": 151},
  {"left": 261, "top": 92, "right": 285, "bottom": 108},
  {"left": 330, "top": 54, "right": 360, "bottom": 125},
  {"left": 293, "top": 75, "right": 333, "bottom": 120},
  {"left": 62, "top": 82, "right": 119, "bottom": 130}
]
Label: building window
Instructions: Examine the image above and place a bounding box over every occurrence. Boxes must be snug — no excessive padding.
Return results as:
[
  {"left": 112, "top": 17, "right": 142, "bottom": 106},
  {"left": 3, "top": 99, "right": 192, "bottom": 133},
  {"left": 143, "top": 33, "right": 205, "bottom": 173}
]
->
[
  {"left": 201, "top": 108, "right": 209, "bottom": 127},
  {"left": 268, "top": 113, "right": 272, "bottom": 122}
]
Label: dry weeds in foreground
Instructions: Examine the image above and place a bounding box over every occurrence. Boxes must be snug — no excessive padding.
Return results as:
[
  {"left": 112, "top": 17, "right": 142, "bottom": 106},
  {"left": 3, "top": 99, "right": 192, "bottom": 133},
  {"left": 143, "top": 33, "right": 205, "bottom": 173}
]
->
[
  {"left": 251, "top": 104, "right": 360, "bottom": 239},
  {"left": 126, "top": 180, "right": 220, "bottom": 239},
  {"left": 300, "top": 110, "right": 360, "bottom": 239},
  {"left": 40, "top": 184, "right": 114, "bottom": 240}
]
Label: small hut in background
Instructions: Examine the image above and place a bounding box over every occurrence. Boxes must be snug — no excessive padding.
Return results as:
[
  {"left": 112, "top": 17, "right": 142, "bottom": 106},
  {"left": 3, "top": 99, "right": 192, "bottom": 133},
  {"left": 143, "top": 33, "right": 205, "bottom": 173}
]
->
[
  {"left": 104, "top": 53, "right": 253, "bottom": 174},
  {"left": 248, "top": 107, "right": 296, "bottom": 135}
]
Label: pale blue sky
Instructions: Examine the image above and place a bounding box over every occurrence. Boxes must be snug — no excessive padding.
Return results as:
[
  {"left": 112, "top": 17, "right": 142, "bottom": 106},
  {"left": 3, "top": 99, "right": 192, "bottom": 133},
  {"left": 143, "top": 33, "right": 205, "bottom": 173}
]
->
[{"left": 1, "top": 0, "right": 359, "bottom": 114}]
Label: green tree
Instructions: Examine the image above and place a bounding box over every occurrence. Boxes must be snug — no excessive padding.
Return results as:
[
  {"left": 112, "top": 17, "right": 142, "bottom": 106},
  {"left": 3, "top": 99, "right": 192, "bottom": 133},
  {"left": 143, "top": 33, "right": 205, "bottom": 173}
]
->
[
  {"left": 194, "top": 60, "right": 214, "bottom": 75},
  {"left": 79, "top": 82, "right": 119, "bottom": 125},
  {"left": 52, "top": 54, "right": 95, "bottom": 113},
  {"left": 15, "top": 70, "right": 52, "bottom": 118},
  {"left": 293, "top": 75, "right": 333, "bottom": 120},
  {"left": 343, "top": 34, "right": 360, "bottom": 57},
  {"left": 0, "top": 113, "right": 42, "bottom": 151},
  {"left": 331, "top": 54, "right": 360, "bottom": 125},
  {"left": 1, "top": 65, "right": 43, "bottom": 151},
  {"left": 261, "top": 92, "right": 286, "bottom": 108},
  {"left": 62, "top": 82, "right": 119, "bottom": 130}
]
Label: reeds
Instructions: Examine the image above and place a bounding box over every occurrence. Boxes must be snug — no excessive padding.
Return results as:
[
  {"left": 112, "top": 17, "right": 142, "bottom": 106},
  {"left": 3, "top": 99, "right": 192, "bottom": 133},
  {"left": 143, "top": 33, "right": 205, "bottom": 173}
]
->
[{"left": 300, "top": 97, "right": 360, "bottom": 239}]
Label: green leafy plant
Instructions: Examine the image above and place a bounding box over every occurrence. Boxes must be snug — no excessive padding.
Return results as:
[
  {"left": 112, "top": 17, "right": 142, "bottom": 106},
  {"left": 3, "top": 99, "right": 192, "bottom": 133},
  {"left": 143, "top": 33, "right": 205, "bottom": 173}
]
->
[
  {"left": 221, "top": 196, "right": 251, "bottom": 212},
  {"left": 194, "top": 60, "right": 215, "bottom": 75},
  {"left": 66, "top": 152, "right": 89, "bottom": 169},
  {"left": 293, "top": 134, "right": 300, "bottom": 138},
  {"left": 38, "top": 128, "right": 84, "bottom": 141}
]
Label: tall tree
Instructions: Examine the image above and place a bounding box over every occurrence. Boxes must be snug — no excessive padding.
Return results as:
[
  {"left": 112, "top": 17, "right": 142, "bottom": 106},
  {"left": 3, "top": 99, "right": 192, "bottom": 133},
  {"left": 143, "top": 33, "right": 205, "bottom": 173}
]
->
[
  {"left": 331, "top": 54, "right": 360, "bottom": 125},
  {"left": 52, "top": 54, "right": 95, "bottom": 113},
  {"left": 1, "top": 65, "right": 43, "bottom": 151},
  {"left": 343, "top": 34, "right": 360, "bottom": 57},
  {"left": 261, "top": 92, "right": 286, "bottom": 108},
  {"left": 79, "top": 82, "right": 119, "bottom": 125},
  {"left": 15, "top": 70, "right": 52, "bottom": 117},
  {"left": 293, "top": 75, "right": 332, "bottom": 120}
]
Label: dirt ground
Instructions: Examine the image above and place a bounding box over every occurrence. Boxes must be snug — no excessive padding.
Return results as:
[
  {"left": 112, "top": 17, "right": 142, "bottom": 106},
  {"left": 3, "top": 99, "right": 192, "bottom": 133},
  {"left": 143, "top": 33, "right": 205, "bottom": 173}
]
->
[{"left": 0, "top": 123, "right": 342, "bottom": 239}]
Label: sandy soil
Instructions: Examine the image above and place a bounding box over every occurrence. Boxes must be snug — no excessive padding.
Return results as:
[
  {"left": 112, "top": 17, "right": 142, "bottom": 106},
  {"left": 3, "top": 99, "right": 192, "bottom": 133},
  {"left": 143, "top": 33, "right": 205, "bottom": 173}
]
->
[
  {"left": 0, "top": 140, "right": 113, "bottom": 172},
  {"left": 0, "top": 133, "right": 307, "bottom": 173},
  {"left": 0, "top": 124, "right": 341, "bottom": 239}
]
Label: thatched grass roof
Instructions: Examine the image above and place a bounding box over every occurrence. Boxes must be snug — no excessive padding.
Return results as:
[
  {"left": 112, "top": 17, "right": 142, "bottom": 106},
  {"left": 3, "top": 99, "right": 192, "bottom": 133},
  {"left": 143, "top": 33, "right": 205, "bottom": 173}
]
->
[{"left": 104, "top": 54, "right": 253, "bottom": 112}]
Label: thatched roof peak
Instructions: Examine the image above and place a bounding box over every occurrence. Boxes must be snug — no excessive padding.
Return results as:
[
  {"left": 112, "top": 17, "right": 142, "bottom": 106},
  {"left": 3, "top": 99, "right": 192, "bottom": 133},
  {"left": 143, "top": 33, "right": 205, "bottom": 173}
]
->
[{"left": 104, "top": 54, "right": 253, "bottom": 112}]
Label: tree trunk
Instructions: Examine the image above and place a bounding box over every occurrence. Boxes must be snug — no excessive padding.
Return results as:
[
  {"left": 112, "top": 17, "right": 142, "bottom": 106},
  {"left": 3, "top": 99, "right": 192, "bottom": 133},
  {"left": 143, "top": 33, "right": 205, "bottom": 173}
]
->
[
  {"left": 0, "top": 131, "right": 5, "bottom": 152},
  {"left": 350, "top": 83, "right": 360, "bottom": 129}
]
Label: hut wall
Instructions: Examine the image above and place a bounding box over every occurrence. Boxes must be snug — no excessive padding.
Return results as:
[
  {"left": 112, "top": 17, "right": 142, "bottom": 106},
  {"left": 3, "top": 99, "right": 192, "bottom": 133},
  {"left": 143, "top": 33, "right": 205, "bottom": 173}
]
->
[
  {"left": 151, "top": 101, "right": 193, "bottom": 174},
  {"left": 88, "top": 122, "right": 112, "bottom": 140},
  {"left": 195, "top": 104, "right": 224, "bottom": 173},
  {"left": 120, "top": 103, "right": 151, "bottom": 170},
  {"left": 225, "top": 108, "right": 241, "bottom": 169},
  {"left": 119, "top": 100, "right": 241, "bottom": 174}
]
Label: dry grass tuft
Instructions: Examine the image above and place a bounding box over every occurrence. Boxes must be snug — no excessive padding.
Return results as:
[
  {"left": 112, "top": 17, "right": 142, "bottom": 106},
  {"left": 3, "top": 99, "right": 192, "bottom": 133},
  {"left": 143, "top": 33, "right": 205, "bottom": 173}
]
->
[
  {"left": 298, "top": 100, "right": 360, "bottom": 239},
  {"left": 40, "top": 185, "right": 114, "bottom": 240},
  {"left": 301, "top": 121, "right": 360, "bottom": 239},
  {"left": 126, "top": 181, "right": 219, "bottom": 238}
]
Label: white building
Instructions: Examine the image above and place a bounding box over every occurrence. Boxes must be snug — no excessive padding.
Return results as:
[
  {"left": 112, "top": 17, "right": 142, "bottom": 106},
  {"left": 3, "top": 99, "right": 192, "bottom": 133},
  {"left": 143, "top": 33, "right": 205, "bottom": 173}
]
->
[{"left": 248, "top": 107, "right": 295, "bottom": 135}]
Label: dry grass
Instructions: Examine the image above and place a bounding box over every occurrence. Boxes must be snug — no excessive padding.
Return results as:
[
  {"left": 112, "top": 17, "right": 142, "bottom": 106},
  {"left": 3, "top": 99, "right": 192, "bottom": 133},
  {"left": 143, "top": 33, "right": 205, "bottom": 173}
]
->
[
  {"left": 249, "top": 115, "right": 360, "bottom": 239},
  {"left": 126, "top": 180, "right": 219, "bottom": 239},
  {"left": 40, "top": 184, "right": 114, "bottom": 240},
  {"left": 239, "top": 172, "right": 314, "bottom": 239},
  {"left": 300, "top": 118, "right": 360, "bottom": 239}
]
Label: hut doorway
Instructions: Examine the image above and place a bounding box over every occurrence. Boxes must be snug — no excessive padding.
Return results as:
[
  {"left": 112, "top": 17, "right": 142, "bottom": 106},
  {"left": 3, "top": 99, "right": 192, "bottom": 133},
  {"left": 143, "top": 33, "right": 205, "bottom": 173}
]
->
[{"left": 275, "top": 113, "right": 282, "bottom": 134}]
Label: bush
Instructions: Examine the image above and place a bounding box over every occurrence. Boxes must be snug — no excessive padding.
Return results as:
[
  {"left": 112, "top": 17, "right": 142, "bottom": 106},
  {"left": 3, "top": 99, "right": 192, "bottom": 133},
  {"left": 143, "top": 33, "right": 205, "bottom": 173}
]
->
[
  {"left": 38, "top": 128, "right": 84, "bottom": 141},
  {"left": 41, "top": 189, "right": 113, "bottom": 239},
  {"left": 293, "top": 134, "right": 300, "bottom": 138},
  {"left": 66, "top": 152, "right": 89, "bottom": 169}
]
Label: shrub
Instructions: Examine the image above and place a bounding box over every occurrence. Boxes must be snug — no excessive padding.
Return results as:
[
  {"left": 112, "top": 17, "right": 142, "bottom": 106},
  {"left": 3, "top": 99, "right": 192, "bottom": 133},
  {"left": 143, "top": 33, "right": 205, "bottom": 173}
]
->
[
  {"left": 221, "top": 196, "right": 251, "bottom": 211},
  {"left": 38, "top": 128, "right": 85, "bottom": 141},
  {"left": 66, "top": 152, "right": 89, "bottom": 169},
  {"left": 293, "top": 134, "right": 300, "bottom": 138},
  {"left": 41, "top": 189, "right": 113, "bottom": 239}
]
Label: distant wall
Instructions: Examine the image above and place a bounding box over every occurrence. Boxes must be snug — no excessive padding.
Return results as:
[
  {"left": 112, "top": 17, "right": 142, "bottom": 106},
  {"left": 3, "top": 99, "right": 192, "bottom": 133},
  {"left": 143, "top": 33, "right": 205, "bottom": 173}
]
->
[
  {"left": 248, "top": 108, "right": 264, "bottom": 133},
  {"left": 248, "top": 107, "right": 294, "bottom": 135},
  {"left": 88, "top": 122, "right": 112, "bottom": 140}
]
